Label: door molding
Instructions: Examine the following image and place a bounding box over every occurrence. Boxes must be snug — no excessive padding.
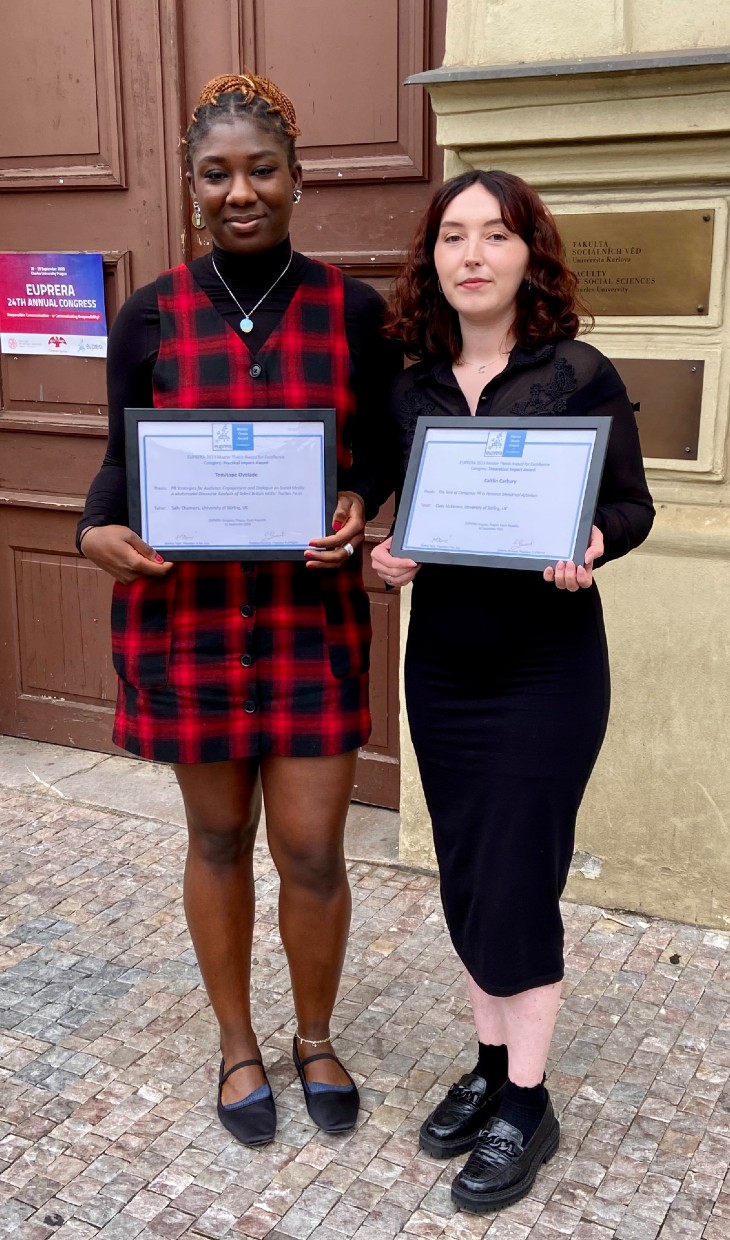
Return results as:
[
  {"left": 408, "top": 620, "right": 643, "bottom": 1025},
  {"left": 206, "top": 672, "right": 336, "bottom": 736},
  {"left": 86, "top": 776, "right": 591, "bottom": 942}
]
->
[
  {"left": 157, "top": 0, "right": 190, "bottom": 265},
  {"left": 234, "top": 0, "right": 433, "bottom": 184},
  {"left": 0, "top": 0, "right": 126, "bottom": 190}
]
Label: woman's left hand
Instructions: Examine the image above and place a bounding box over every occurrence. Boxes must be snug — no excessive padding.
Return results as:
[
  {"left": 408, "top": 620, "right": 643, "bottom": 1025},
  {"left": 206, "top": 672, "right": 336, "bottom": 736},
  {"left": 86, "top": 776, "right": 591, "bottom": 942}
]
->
[
  {"left": 543, "top": 524, "right": 604, "bottom": 591},
  {"left": 304, "top": 491, "right": 365, "bottom": 570}
]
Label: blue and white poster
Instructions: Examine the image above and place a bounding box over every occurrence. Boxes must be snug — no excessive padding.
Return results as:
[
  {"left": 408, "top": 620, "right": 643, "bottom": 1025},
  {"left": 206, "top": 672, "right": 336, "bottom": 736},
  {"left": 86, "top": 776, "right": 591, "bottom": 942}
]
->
[{"left": 0, "top": 252, "right": 108, "bottom": 357}]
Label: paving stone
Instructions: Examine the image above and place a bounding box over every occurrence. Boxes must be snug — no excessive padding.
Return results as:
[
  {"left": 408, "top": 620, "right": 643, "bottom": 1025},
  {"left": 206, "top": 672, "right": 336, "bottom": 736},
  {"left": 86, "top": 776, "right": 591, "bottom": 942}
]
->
[
  {"left": 234, "top": 1204, "right": 282, "bottom": 1238},
  {"left": 146, "top": 1206, "right": 195, "bottom": 1237},
  {"left": 0, "top": 783, "right": 729, "bottom": 1239}
]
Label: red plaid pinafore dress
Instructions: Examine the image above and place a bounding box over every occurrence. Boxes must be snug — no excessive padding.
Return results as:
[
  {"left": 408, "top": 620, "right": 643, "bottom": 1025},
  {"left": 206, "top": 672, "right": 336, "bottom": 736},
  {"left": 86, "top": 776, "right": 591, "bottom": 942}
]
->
[{"left": 110, "top": 260, "right": 372, "bottom": 763}]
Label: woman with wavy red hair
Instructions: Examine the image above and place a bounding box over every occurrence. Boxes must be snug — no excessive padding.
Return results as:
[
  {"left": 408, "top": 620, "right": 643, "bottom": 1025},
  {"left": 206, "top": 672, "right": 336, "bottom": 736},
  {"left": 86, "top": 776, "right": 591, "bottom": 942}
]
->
[{"left": 372, "top": 170, "right": 653, "bottom": 1213}]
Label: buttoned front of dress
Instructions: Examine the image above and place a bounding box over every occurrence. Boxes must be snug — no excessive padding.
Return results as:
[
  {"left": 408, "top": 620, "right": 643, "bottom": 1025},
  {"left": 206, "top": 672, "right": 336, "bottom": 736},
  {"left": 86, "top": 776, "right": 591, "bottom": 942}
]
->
[
  {"left": 390, "top": 337, "right": 654, "bottom": 566},
  {"left": 239, "top": 568, "right": 257, "bottom": 705},
  {"left": 111, "top": 258, "right": 374, "bottom": 763}
]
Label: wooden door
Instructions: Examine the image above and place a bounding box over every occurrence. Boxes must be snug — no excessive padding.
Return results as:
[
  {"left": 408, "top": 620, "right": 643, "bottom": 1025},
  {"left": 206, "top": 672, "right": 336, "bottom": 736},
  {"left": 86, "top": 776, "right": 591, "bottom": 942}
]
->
[
  {"left": 182, "top": 0, "right": 446, "bottom": 807},
  {"left": 0, "top": 0, "right": 445, "bottom": 810},
  {"left": 0, "top": 0, "right": 187, "bottom": 748}
]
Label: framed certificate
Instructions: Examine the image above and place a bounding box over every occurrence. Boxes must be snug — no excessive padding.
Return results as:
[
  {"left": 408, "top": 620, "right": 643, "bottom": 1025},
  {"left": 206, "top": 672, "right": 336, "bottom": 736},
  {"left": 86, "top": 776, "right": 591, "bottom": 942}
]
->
[
  {"left": 391, "top": 416, "right": 612, "bottom": 572},
  {"left": 125, "top": 408, "right": 337, "bottom": 560}
]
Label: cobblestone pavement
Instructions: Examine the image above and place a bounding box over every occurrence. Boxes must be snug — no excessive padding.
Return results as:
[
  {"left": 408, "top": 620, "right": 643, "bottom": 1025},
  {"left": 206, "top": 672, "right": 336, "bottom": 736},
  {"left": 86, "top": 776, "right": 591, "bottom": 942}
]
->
[{"left": 1, "top": 787, "right": 729, "bottom": 1240}]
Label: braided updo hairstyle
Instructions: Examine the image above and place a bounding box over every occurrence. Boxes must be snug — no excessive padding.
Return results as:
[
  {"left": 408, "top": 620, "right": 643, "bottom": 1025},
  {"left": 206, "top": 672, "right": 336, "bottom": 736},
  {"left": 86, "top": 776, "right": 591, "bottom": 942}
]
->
[{"left": 185, "top": 72, "right": 301, "bottom": 167}]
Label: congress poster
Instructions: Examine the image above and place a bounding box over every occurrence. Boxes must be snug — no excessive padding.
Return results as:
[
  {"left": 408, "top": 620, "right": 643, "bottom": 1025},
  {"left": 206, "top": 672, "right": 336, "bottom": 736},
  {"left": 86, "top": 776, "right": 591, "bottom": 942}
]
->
[{"left": 0, "top": 252, "right": 107, "bottom": 357}]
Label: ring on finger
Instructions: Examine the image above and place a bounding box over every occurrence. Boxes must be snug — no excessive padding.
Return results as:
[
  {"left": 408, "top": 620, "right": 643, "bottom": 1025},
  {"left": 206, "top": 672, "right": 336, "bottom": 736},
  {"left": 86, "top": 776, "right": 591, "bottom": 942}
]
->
[
  {"left": 343, "top": 542, "right": 354, "bottom": 557},
  {"left": 385, "top": 575, "right": 393, "bottom": 586}
]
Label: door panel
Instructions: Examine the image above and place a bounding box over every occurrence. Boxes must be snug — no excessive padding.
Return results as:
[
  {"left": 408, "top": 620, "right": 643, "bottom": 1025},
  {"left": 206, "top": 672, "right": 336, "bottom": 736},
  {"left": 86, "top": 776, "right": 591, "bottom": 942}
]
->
[
  {"left": 0, "top": 0, "right": 184, "bottom": 752},
  {"left": 16, "top": 551, "right": 116, "bottom": 704},
  {"left": 0, "top": 0, "right": 125, "bottom": 189},
  {"left": 0, "top": 507, "right": 116, "bottom": 746},
  {"left": 354, "top": 535, "right": 400, "bottom": 808},
  {"left": 244, "top": 0, "right": 427, "bottom": 180}
]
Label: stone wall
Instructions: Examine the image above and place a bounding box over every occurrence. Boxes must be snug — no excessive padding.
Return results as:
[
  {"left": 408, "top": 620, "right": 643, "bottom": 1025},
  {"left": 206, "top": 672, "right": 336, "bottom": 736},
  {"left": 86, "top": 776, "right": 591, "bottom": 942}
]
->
[{"left": 397, "top": 4, "right": 730, "bottom": 930}]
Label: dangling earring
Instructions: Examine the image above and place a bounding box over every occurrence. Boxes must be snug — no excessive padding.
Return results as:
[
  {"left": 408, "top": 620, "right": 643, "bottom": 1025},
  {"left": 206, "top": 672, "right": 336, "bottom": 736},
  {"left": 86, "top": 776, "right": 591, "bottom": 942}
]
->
[
  {"left": 293, "top": 187, "right": 303, "bottom": 204},
  {"left": 191, "top": 200, "right": 205, "bottom": 230},
  {"left": 526, "top": 276, "right": 533, "bottom": 291}
]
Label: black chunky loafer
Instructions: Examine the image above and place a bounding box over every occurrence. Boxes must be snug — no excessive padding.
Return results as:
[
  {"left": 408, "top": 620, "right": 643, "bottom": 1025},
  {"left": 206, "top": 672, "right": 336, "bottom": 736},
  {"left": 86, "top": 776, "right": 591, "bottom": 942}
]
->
[
  {"left": 451, "top": 1091, "right": 560, "bottom": 1213},
  {"left": 419, "top": 1072, "right": 504, "bottom": 1158}
]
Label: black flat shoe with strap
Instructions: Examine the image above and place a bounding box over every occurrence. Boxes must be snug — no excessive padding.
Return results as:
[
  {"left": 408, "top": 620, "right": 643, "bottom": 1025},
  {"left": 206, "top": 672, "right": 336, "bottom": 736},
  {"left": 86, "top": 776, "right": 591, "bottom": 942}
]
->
[
  {"left": 217, "top": 1057, "right": 277, "bottom": 1147},
  {"left": 292, "top": 1036, "right": 359, "bottom": 1133}
]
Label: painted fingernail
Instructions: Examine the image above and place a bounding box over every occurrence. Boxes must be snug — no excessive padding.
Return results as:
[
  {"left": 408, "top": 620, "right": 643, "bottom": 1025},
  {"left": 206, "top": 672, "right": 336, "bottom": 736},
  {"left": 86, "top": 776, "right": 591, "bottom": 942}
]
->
[
  {"left": 155, "top": 554, "right": 164, "bottom": 563},
  {"left": 332, "top": 520, "right": 343, "bottom": 531}
]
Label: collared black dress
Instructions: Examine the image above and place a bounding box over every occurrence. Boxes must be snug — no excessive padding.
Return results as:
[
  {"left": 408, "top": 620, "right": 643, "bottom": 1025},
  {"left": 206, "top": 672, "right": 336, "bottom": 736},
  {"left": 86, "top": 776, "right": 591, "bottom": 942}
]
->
[{"left": 390, "top": 339, "right": 654, "bottom": 996}]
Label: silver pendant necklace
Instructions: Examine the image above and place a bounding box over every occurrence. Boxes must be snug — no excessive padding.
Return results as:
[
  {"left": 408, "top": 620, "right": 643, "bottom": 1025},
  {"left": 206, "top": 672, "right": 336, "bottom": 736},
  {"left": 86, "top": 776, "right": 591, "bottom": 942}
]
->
[
  {"left": 211, "top": 247, "right": 294, "bottom": 334},
  {"left": 458, "top": 353, "right": 508, "bottom": 374}
]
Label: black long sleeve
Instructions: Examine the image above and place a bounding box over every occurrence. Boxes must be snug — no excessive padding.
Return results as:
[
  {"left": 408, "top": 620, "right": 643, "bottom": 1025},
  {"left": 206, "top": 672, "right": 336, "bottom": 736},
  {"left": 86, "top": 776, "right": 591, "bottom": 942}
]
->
[
  {"left": 340, "top": 274, "right": 402, "bottom": 518},
  {"left": 563, "top": 352, "right": 655, "bottom": 565}
]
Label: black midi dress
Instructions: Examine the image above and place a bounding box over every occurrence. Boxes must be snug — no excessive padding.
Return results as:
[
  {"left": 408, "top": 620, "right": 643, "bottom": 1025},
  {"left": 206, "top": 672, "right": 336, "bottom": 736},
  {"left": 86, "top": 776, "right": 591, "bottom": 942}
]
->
[{"left": 391, "top": 339, "right": 654, "bottom": 996}]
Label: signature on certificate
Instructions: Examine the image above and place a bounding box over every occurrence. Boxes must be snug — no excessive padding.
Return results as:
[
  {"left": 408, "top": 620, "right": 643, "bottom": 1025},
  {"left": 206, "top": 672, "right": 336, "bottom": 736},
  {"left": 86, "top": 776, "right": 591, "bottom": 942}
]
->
[{"left": 512, "top": 538, "right": 535, "bottom": 549}]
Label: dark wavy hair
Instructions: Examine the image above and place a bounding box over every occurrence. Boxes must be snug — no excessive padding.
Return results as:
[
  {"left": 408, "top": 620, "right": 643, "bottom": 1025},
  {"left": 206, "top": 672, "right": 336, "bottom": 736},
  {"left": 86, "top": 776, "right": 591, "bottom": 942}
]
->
[{"left": 385, "top": 169, "right": 592, "bottom": 361}]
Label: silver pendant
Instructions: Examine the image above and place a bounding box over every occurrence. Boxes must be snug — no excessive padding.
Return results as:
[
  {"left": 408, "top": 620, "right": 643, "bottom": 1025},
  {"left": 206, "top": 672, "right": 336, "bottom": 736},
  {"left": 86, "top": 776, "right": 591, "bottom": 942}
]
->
[{"left": 240, "top": 316, "right": 254, "bottom": 333}]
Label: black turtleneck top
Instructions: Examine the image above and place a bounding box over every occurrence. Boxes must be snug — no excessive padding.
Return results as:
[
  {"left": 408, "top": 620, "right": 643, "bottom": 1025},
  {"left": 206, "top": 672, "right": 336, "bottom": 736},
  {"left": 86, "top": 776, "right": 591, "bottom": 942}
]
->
[{"left": 78, "top": 239, "right": 402, "bottom": 544}]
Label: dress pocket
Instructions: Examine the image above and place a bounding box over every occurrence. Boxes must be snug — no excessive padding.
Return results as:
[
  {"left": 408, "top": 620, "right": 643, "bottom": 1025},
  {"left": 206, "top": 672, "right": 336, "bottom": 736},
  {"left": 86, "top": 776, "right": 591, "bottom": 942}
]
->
[
  {"left": 111, "top": 573, "right": 176, "bottom": 688},
  {"left": 319, "top": 567, "right": 372, "bottom": 680}
]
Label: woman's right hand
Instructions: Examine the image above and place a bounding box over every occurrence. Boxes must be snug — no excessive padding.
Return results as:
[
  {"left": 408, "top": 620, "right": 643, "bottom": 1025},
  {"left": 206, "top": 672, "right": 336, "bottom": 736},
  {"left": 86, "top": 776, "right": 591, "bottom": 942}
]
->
[
  {"left": 371, "top": 536, "right": 419, "bottom": 589},
  {"left": 79, "top": 525, "right": 173, "bottom": 584}
]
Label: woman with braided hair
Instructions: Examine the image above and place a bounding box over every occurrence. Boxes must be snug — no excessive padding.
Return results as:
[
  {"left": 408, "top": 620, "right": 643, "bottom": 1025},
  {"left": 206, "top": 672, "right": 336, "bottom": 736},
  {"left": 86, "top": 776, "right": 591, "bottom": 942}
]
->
[{"left": 78, "top": 72, "right": 400, "bottom": 1146}]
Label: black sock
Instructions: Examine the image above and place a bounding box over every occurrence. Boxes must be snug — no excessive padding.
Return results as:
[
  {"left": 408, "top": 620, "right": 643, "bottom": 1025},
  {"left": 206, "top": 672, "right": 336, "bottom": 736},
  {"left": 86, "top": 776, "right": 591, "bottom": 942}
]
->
[
  {"left": 473, "top": 1042, "right": 508, "bottom": 1089},
  {"left": 496, "top": 1078, "right": 547, "bottom": 1145}
]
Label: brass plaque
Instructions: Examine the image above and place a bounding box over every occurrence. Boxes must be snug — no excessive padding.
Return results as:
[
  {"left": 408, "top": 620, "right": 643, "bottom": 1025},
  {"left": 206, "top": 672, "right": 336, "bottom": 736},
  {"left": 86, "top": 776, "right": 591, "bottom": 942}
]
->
[
  {"left": 555, "top": 211, "right": 714, "bottom": 316},
  {"left": 611, "top": 358, "right": 703, "bottom": 460}
]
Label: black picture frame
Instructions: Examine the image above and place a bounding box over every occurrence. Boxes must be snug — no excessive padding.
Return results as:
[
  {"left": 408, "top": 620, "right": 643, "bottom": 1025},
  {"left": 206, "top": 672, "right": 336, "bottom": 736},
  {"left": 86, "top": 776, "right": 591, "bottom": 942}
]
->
[
  {"left": 125, "top": 407, "right": 338, "bottom": 561},
  {"left": 390, "top": 415, "right": 612, "bottom": 572}
]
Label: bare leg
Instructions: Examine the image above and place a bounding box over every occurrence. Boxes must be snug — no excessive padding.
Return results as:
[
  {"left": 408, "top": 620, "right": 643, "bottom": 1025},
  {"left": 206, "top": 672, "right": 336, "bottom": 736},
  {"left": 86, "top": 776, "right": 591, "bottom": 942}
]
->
[
  {"left": 175, "top": 759, "right": 265, "bottom": 1104},
  {"left": 262, "top": 751, "right": 357, "bottom": 1087},
  {"left": 466, "top": 972, "right": 562, "bottom": 1085}
]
